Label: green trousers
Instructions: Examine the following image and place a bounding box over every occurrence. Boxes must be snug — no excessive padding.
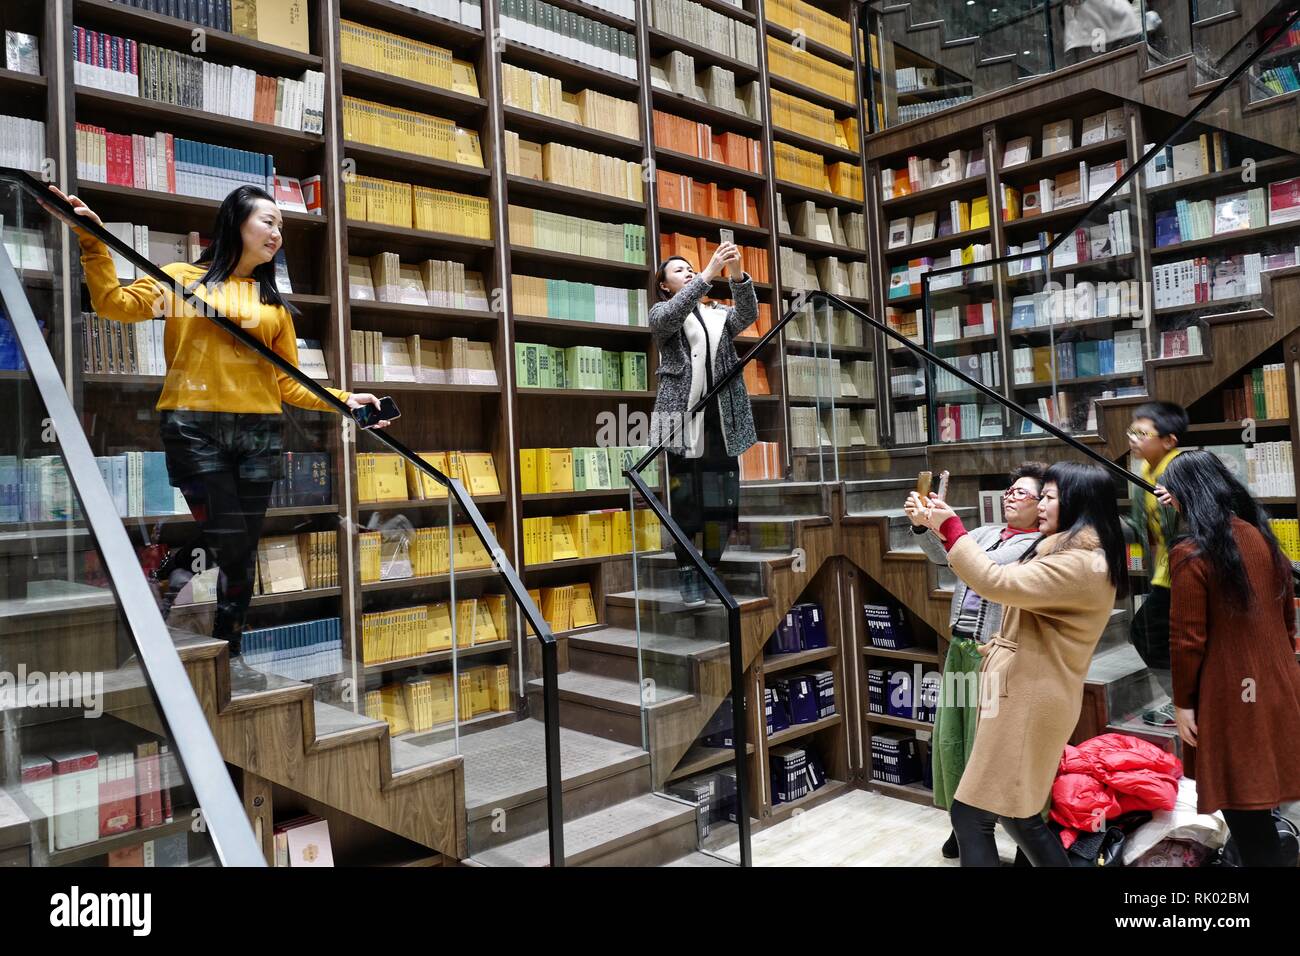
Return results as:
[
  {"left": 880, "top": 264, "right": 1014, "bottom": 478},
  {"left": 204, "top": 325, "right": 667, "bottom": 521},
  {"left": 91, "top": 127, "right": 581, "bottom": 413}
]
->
[{"left": 932, "top": 636, "right": 983, "bottom": 811}]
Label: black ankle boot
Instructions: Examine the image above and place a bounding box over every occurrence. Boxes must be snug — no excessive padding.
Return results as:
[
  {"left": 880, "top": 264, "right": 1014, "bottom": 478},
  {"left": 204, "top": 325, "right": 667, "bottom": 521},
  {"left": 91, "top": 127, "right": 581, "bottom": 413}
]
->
[
  {"left": 942, "top": 829, "right": 960, "bottom": 859},
  {"left": 228, "top": 651, "right": 268, "bottom": 692}
]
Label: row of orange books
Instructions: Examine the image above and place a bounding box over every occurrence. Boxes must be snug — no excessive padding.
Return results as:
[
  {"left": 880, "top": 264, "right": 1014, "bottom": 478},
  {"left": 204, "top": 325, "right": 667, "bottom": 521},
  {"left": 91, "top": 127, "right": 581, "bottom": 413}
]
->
[
  {"left": 659, "top": 233, "right": 771, "bottom": 283},
  {"left": 743, "top": 361, "right": 772, "bottom": 395},
  {"left": 739, "top": 440, "right": 784, "bottom": 481},
  {"left": 719, "top": 298, "right": 774, "bottom": 340},
  {"left": 657, "top": 171, "right": 760, "bottom": 225},
  {"left": 652, "top": 110, "right": 764, "bottom": 174}
]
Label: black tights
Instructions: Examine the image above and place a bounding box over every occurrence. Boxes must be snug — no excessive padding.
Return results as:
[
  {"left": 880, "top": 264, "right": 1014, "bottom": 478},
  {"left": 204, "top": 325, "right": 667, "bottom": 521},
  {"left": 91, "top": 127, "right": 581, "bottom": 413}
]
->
[
  {"left": 1223, "top": 808, "right": 1291, "bottom": 867},
  {"left": 950, "top": 799, "right": 1070, "bottom": 867},
  {"left": 165, "top": 470, "right": 272, "bottom": 656}
]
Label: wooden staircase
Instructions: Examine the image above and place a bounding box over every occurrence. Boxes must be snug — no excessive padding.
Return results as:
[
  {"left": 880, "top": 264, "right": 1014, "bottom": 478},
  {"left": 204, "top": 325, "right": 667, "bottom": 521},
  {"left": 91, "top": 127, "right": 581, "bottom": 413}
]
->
[
  {"left": 103, "top": 629, "right": 465, "bottom": 862},
  {"left": 875, "top": 0, "right": 1042, "bottom": 93}
]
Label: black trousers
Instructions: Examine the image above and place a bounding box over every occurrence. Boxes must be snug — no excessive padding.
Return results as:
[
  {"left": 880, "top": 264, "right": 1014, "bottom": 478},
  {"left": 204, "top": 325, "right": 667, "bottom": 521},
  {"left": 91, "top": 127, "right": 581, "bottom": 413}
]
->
[
  {"left": 1223, "top": 808, "right": 1291, "bottom": 867},
  {"left": 665, "top": 400, "right": 738, "bottom": 568},
  {"left": 166, "top": 471, "right": 272, "bottom": 656},
  {"left": 157, "top": 411, "right": 282, "bottom": 657},
  {"left": 950, "top": 799, "right": 1070, "bottom": 867},
  {"left": 1130, "top": 584, "right": 1172, "bottom": 672}
]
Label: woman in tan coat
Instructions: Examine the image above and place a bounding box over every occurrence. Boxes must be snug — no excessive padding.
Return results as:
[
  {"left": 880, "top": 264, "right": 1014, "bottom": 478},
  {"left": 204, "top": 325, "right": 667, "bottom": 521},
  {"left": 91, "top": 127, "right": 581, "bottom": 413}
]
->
[{"left": 908, "top": 462, "right": 1126, "bottom": 866}]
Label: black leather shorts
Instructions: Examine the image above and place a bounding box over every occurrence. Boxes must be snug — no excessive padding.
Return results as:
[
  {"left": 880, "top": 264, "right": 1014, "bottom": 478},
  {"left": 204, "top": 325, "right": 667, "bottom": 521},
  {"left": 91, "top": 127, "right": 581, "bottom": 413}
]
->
[{"left": 158, "top": 410, "right": 284, "bottom": 486}]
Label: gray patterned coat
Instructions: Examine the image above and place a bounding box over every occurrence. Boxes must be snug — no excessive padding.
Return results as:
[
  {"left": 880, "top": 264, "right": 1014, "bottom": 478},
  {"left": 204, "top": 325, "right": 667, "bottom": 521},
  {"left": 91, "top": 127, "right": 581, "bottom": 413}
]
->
[{"left": 648, "top": 273, "right": 759, "bottom": 457}]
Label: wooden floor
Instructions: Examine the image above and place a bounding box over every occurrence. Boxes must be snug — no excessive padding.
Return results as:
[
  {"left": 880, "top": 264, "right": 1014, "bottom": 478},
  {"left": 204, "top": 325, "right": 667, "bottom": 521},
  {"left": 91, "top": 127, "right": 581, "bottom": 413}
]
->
[{"left": 708, "top": 789, "right": 1019, "bottom": 866}]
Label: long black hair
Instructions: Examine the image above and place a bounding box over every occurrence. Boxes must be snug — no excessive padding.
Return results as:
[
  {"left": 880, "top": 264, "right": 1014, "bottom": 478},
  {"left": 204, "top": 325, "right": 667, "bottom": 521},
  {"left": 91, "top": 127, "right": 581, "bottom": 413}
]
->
[
  {"left": 1160, "top": 449, "right": 1289, "bottom": 607},
  {"left": 191, "top": 185, "right": 297, "bottom": 315},
  {"left": 1033, "top": 461, "right": 1128, "bottom": 597}
]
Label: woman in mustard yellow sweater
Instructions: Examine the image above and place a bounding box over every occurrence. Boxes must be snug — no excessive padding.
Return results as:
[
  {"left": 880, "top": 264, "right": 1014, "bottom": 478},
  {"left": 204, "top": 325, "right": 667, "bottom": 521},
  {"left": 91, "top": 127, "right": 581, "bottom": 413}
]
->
[{"left": 54, "top": 184, "right": 389, "bottom": 688}]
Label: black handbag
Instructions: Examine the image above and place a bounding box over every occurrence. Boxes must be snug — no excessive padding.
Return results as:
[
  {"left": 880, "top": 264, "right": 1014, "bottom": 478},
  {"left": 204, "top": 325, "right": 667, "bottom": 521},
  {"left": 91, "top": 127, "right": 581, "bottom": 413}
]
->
[{"left": 1067, "top": 826, "right": 1127, "bottom": 867}]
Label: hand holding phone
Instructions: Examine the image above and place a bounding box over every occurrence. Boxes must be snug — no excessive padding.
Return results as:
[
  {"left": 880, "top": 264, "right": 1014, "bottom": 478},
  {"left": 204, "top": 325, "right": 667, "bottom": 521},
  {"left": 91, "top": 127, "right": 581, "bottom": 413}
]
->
[
  {"left": 915, "top": 470, "right": 932, "bottom": 498},
  {"left": 352, "top": 395, "right": 400, "bottom": 429},
  {"left": 934, "top": 470, "right": 950, "bottom": 501}
]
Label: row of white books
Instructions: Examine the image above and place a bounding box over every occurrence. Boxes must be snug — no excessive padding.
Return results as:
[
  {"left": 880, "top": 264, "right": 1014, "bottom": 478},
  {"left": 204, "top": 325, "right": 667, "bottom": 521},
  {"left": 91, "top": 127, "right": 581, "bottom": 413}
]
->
[
  {"left": 0, "top": 115, "right": 46, "bottom": 174},
  {"left": 1203, "top": 441, "right": 1296, "bottom": 498},
  {"left": 778, "top": 246, "right": 870, "bottom": 299},
  {"left": 790, "top": 406, "right": 879, "bottom": 449},
  {"left": 648, "top": 0, "right": 758, "bottom": 65},
  {"left": 1153, "top": 255, "right": 1264, "bottom": 309},
  {"left": 893, "top": 407, "right": 929, "bottom": 444},
  {"left": 785, "top": 355, "right": 875, "bottom": 400},
  {"left": 777, "top": 198, "right": 868, "bottom": 250}
]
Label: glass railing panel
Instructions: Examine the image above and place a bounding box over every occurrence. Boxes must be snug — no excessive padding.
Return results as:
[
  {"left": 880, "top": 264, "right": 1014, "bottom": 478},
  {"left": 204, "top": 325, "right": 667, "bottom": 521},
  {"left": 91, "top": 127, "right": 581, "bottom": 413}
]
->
[
  {"left": 0, "top": 199, "right": 257, "bottom": 865},
  {"left": 629, "top": 478, "right": 746, "bottom": 864}
]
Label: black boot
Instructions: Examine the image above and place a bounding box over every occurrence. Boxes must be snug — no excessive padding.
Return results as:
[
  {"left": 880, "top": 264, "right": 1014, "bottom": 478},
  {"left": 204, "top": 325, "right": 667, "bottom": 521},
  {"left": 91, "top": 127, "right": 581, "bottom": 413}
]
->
[{"left": 942, "top": 829, "right": 960, "bottom": 859}]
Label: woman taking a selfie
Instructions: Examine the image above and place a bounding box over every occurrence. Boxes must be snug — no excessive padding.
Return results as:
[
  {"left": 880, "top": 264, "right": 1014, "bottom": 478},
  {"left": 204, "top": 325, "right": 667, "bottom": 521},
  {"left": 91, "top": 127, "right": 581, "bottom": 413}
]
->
[
  {"left": 907, "top": 462, "right": 1126, "bottom": 866},
  {"left": 1159, "top": 450, "right": 1300, "bottom": 866},
  {"left": 649, "top": 241, "right": 757, "bottom": 606},
  {"left": 53, "top": 184, "right": 390, "bottom": 688}
]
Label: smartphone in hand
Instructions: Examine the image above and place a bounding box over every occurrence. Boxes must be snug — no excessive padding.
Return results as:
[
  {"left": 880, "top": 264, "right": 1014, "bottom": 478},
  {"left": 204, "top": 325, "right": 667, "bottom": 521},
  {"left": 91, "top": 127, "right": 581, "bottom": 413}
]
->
[
  {"left": 935, "top": 470, "right": 950, "bottom": 501},
  {"left": 353, "top": 396, "right": 401, "bottom": 429},
  {"left": 915, "top": 470, "right": 932, "bottom": 497}
]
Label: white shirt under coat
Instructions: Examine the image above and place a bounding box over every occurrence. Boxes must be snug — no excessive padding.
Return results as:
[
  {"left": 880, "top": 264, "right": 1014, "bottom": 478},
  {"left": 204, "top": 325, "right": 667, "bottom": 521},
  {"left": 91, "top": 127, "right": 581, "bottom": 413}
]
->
[{"left": 682, "top": 304, "right": 729, "bottom": 458}]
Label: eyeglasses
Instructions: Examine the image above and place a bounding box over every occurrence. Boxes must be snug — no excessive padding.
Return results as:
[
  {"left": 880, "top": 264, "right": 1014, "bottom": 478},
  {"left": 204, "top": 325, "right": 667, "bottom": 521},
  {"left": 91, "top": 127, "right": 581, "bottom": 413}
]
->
[
  {"left": 1126, "top": 428, "right": 1157, "bottom": 441},
  {"left": 1002, "top": 487, "right": 1040, "bottom": 501}
]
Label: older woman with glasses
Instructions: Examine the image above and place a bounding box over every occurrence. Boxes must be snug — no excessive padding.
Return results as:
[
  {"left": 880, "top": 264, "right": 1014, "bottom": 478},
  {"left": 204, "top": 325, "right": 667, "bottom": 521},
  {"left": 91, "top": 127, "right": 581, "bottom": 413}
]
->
[{"left": 907, "top": 462, "right": 1048, "bottom": 860}]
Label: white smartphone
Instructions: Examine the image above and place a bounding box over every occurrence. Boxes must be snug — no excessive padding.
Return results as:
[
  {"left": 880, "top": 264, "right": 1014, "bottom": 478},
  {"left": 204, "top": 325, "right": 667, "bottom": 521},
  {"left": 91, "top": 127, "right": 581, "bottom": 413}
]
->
[{"left": 718, "top": 228, "right": 737, "bottom": 278}]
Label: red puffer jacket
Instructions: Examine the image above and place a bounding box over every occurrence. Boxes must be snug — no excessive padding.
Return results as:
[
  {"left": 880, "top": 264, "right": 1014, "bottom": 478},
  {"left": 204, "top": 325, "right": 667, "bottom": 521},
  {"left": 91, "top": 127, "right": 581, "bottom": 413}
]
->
[{"left": 1050, "top": 733, "right": 1183, "bottom": 849}]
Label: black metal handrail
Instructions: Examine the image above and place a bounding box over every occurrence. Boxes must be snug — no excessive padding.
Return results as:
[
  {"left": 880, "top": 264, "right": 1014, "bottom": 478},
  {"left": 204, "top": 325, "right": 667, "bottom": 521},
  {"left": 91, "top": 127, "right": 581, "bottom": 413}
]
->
[{"left": 0, "top": 169, "right": 566, "bottom": 866}]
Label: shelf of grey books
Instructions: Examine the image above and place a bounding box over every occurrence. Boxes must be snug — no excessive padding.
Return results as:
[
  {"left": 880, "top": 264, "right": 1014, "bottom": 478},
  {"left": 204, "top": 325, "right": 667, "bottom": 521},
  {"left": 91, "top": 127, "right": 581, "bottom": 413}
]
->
[
  {"left": 645, "top": 27, "right": 760, "bottom": 82},
  {"left": 72, "top": 0, "right": 326, "bottom": 73},
  {"left": 72, "top": 86, "right": 327, "bottom": 155}
]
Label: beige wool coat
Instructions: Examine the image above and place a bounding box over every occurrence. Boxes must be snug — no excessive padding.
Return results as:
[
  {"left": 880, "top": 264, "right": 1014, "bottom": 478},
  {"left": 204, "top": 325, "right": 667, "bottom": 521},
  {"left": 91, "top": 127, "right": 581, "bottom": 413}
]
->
[{"left": 946, "top": 526, "right": 1116, "bottom": 818}]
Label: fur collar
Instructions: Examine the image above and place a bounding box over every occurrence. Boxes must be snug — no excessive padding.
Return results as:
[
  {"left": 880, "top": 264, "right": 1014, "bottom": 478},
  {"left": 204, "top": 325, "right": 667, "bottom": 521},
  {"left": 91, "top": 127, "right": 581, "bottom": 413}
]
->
[{"left": 1036, "top": 526, "right": 1102, "bottom": 557}]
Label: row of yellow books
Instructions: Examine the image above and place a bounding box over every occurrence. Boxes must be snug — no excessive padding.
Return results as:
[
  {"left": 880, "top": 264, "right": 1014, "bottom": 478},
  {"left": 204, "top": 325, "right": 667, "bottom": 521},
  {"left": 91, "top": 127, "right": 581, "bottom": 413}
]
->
[
  {"left": 361, "top": 596, "right": 507, "bottom": 665},
  {"left": 505, "top": 132, "right": 645, "bottom": 202},
  {"left": 766, "top": 36, "right": 855, "bottom": 104},
  {"left": 522, "top": 509, "right": 663, "bottom": 565},
  {"left": 529, "top": 584, "right": 598, "bottom": 634},
  {"left": 365, "top": 663, "right": 510, "bottom": 736},
  {"left": 775, "top": 142, "right": 864, "bottom": 199},
  {"left": 342, "top": 96, "right": 483, "bottom": 167},
  {"left": 771, "top": 89, "right": 857, "bottom": 149},
  {"left": 344, "top": 174, "right": 492, "bottom": 239},
  {"left": 1270, "top": 518, "right": 1300, "bottom": 561},
  {"left": 765, "top": 0, "right": 852, "bottom": 56},
  {"left": 340, "top": 19, "right": 479, "bottom": 96},
  {"left": 358, "top": 523, "right": 498, "bottom": 583},
  {"left": 356, "top": 451, "right": 501, "bottom": 502},
  {"left": 519, "top": 446, "right": 660, "bottom": 495},
  {"left": 500, "top": 63, "right": 639, "bottom": 140}
]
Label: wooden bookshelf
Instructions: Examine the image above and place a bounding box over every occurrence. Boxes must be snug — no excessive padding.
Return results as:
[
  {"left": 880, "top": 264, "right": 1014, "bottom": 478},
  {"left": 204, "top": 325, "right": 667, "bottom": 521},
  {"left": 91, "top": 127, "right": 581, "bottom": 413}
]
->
[
  {"left": 339, "top": 65, "right": 488, "bottom": 120},
  {"left": 503, "top": 105, "right": 642, "bottom": 156}
]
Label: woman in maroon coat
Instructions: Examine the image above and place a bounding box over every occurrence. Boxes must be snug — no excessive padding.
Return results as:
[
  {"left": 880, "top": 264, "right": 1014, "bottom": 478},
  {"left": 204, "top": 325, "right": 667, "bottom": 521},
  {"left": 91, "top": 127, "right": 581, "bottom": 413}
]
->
[{"left": 1159, "top": 450, "right": 1300, "bottom": 866}]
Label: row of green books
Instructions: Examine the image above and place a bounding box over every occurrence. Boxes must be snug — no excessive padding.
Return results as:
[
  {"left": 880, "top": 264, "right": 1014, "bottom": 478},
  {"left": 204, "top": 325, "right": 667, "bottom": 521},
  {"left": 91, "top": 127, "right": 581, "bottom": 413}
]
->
[{"left": 515, "top": 343, "right": 649, "bottom": 391}]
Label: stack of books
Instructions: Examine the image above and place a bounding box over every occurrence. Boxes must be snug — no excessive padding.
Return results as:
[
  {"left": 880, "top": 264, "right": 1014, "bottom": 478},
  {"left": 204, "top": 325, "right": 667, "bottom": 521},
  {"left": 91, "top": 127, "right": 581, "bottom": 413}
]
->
[
  {"left": 521, "top": 509, "right": 647, "bottom": 562},
  {"left": 358, "top": 525, "right": 499, "bottom": 582},
  {"left": 351, "top": 331, "right": 496, "bottom": 386},
  {"left": 245, "top": 617, "right": 342, "bottom": 682},
  {"left": 357, "top": 451, "right": 499, "bottom": 501},
  {"left": 342, "top": 96, "right": 482, "bottom": 166},
  {"left": 780, "top": 246, "right": 870, "bottom": 299},
  {"left": 893, "top": 407, "right": 929, "bottom": 444},
  {"left": 863, "top": 602, "right": 912, "bottom": 649},
  {"left": 349, "top": 253, "right": 490, "bottom": 310},
  {"left": 765, "top": 0, "right": 852, "bottom": 55},
  {"left": 871, "top": 730, "right": 923, "bottom": 785},
  {"left": 509, "top": 206, "right": 646, "bottom": 263},
  {"left": 1203, "top": 442, "right": 1295, "bottom": 497},
  {"left": 657, "top": 170, "right": 759, "bottom": 224},
  {"left": 529, "top": 584, "right": 600, "bottom": 632},
  {"left": 766, "top": 35, "right": 854, "bottom": 102},
  {"left": 514, "top": 343, "right": 648, "bottom": 391},
  {"left": 648, "top": 0, "right": 758, "bottom": 64},
  {"left": 360, "top": 596, "right": 508, "bottom": 665},
  {"left": 887, "top": 196, "right": 989, "bottom": 248},
  {"left": 341, "top": 19, "right": 480, "bottom": 97},
  {"left": 511, "top": 275, "right": 647, "bottom": 325},
  {"left": 779, "top": 197, "right": 867, "bottom": 250},
  {"left": 1220, "top": 363, "right": 1290, "bottom": 420},
  {"left": 499, "top": 0, "right": 638, "bottom": 77},
  {"left": 1154, "top": 253, "right": 1263, "bottom": 309},
  {"left": 880, "top": 147, "right": 983, "bottom": 198},
  {"left": 505, "top": 64, "right": 637, "bottom": 138},
  {"left": 519, "top": 446, "right": 660, "bottom": 493},
  {"left": 1012, "top": 330, "right": 1144, "bottom": 384},
  {"left": 650, "top": 51, "right": 762, "bottom": 120},
  {"left": 344, "top": 174, "right": 492, "bottom": 238},
  {"left": 653, "top": 110, "right": 763, "bottom": 172},
  {"left": 775, "top": 141, "right": 863, "bottom": 199},
  {"left": 507, "top": 133, "right": 643, "bottom": 201},
  {"left": 72, "top": 26, "right": 324, "bottom": 134},
  {"left": 738, "top": 440, "right": 783, "bottom": 480},
  {"left": 771, "top": 89, "right": 857, "bottom": 150}
]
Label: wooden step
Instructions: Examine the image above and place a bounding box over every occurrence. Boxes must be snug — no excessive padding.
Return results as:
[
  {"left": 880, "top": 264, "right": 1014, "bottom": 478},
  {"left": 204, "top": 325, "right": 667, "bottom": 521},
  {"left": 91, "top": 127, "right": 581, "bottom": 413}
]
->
[{"left": 469, "top": 792, "right": 698, "bottom": 867}]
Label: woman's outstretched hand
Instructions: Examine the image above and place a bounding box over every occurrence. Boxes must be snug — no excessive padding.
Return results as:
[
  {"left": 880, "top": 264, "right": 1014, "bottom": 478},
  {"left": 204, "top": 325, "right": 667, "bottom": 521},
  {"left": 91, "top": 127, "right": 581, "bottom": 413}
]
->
[
  {"left": 700, "top": 242, "right": 742, "bottom": 282},
  {"left": 48, "top": 185, "right": 104, "bottom": 229},
  {"left": 347, "top": 393, "right": 392, "bottom": 429}
]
